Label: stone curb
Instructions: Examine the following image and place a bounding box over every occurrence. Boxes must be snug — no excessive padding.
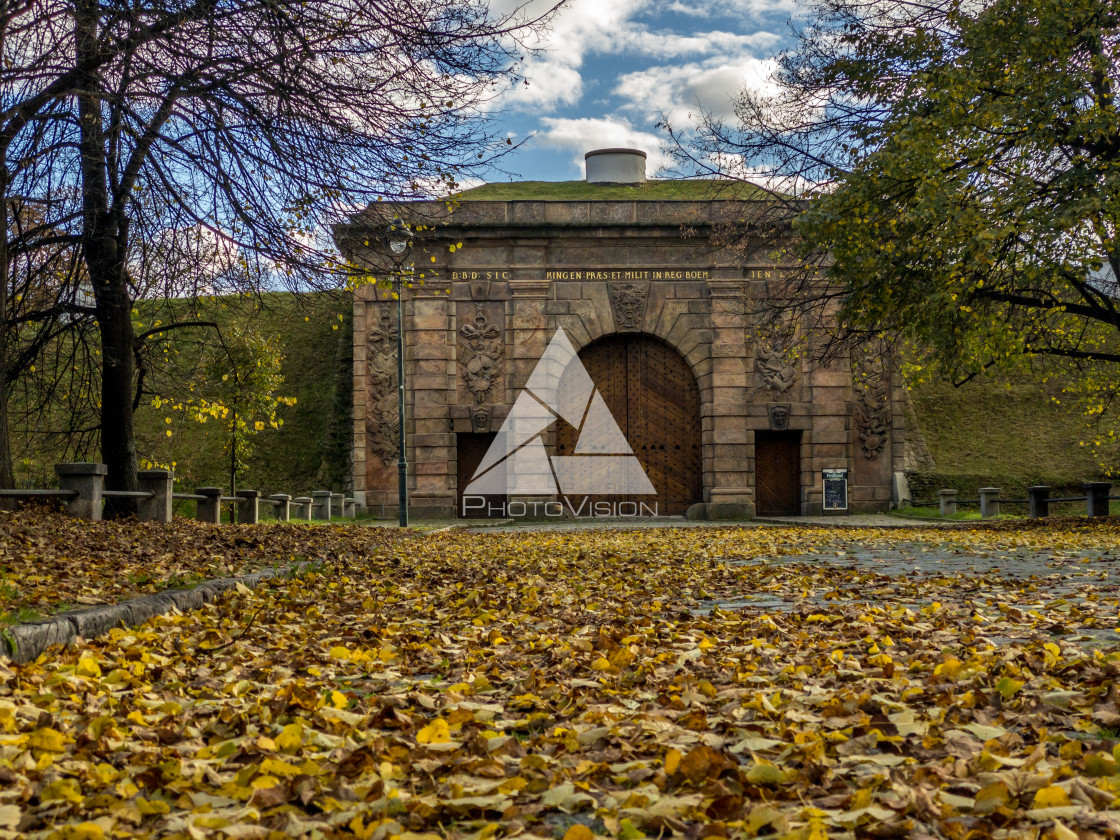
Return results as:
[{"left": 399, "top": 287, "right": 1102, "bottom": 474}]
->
[{"left": 0, "top": 562, "right": 315, "bottom": 665}]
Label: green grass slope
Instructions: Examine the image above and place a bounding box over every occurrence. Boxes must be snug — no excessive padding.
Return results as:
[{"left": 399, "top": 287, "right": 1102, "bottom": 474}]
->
[{"left": 907, "top": 373, "right": 1113, "bottom": 499}]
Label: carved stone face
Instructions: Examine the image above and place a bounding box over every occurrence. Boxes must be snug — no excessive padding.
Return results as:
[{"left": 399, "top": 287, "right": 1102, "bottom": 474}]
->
[
  {"left": 470, "top": 406, "right": 490, "bottom": 433},
  {"left": 614, "top": 283, "right": 646, "bottom": 328},
  {"left": 768, "top": 404, "right": 790, "bottom": 430}
]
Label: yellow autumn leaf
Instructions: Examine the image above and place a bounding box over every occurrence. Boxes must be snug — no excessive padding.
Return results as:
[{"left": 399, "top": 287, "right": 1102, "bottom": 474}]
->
[
  {"left": 136, "top": 797, "right": 170, "bottom": 815},
  {"left": 75, "top": 654, "right": 102, "bottom": 678},
  {"left": 1033, "top": 786, "right": 1072, "bottom": 808},
  {"left": 563, "top": 825, "right": 594, "bottom": 840},
  {"left": 664, "top": 748, "right": 682, "bottom": 775},
  {"left": 746, "top": 763, "right": 788, "bottom": 785},
  {"left": 276, "top": 722, "right": 303, "bottom": 752},
  {"left": 996, "top": 677, "right": 1024, "bottom": 699},
  {"left": 28, "top": 727, "right": 68, "bottom": 752},
  {"left": 40, "top": 778, "right": 82, "bottom": 804},
  {"left": 417, "top": 718, "right": 452, "bottom": 745},
  {"left": 260, "top": 757, "right": 303, "bottom": 777},
  {"left": 57, "top": 823, "right": 106, "bottom": 840}
]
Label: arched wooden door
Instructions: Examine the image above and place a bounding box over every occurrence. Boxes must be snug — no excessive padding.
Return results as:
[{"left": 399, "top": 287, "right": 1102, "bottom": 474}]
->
[{"left": 555, "top": 334, "right": 702, "bottom": 516}]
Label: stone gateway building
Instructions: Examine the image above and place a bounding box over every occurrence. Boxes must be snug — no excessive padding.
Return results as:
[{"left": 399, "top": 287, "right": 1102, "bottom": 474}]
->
[{"left": 336, "top": 149, "right": 909, "bottom": 519}]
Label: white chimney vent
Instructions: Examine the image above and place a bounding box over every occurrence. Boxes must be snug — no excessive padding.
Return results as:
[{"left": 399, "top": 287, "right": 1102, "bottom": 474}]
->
[{"left": 585, "top": 148, "right": 647, "bottom": 185}]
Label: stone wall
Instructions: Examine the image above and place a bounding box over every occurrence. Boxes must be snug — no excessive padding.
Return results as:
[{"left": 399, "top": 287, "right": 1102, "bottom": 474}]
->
[{"left": 339, "top": 199, "right": 908, "bottom": 518}]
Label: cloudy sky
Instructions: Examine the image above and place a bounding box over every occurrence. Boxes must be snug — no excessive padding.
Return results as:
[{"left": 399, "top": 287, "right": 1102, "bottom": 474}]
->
[{"left": 481, "top": 0, "right": 803, "bottom": 184}]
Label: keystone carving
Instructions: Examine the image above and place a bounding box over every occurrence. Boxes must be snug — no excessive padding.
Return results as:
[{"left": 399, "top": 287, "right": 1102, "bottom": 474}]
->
[
  {"left": 470, "top": 405, "right": 491, "bottom": 434},
  {"left": 366, "top": 305, "right": 400, "bottom": 465},
  {"left": 459, "top": 303, "right": 503, "bottom": 404},
  {"left": 768, "top": 403, "right": 791, "bottom": 431},
  {"left": 608, "top": 281, "right": 649, "bottom": 330},
  {"left": 852, "top": 352, "right": 892, "bottom": 460}
]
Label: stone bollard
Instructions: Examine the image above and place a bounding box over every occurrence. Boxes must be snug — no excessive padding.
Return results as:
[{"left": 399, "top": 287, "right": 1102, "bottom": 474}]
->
[
  {"left": 330, "top": 493, "right": 344, "bottom": 518},
  {"left": 56, "top": 462, "right": 106, "bottom": 520},
  {"left": 236, "top": 489, "right": 261, "bottom": 524},
  {"left": 979, "top": 487, "right": 1001, "bottom": 518},
  {"left": 344, "top": 499, "right": 355, "bottom": 518},
  {"left": 138, "top": 469, "right": 174, "bottom": 523},
  {"left": 311, "top": 490, "right": 332, "bottom": 520},
  {"left": 1084, "top": 482, "right": 1112, "bottom": 518},
  {"left": 196, "top": 487, "right": 223, "bottom": 523},
  {"left": 293, "top": 497, "right": 313, "bottom": 521},
  {"left": 1028, "top": 485, "right": 1050, "bottom": 519},
  {"left": 270, "top": 494, "right": 291, "bottom": 522},
  {"left": 938, "top": 489, "right": 958, "bottom": 517}
]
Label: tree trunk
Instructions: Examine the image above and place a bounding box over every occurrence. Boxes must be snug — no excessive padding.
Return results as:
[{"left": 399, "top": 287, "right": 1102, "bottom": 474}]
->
[
  {"left": 0, "top": 164, "right": 14, "bottom": 502},
  {"left": 76, "top": 0, "right": 137, "bottom": 514},
  {"left": 95, "top": 272, "right": 139, "bottom": 511}
]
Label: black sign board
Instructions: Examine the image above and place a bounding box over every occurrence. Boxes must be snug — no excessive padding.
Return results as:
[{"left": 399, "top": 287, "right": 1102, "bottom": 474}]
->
[{"left": 823, "top": 468, "right": 849, "bottom": 511}]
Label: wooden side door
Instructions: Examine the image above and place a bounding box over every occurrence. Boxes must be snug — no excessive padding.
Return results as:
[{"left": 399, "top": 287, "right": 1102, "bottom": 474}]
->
[
  {"left": 456, "top": 433, "right": 506, "bottom": 517},
  {"left": 755, "top": 431, "right": 801, "bottom": 515}
]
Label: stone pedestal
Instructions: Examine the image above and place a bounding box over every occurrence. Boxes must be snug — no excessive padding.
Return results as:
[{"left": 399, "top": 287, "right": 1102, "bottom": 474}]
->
[
  {"left": 270, "top": 494, "right": 291, "bottom": 521},
  {"left": 137, "top": 469, "right": 174, "bottom": 523},
  {"left": 196, "top": 487, "right": 223, "bottom": 523},
  {"left": 293, "top": 497, "right": 313, "bottom": 520},
  {"left": 311, "top": 490, "right": 332, "bottom": 520},
  {"left": 1085, "top": 482, "right": 1111, "bottom": 517},
  {"left": 938, "top": 489, "right": 957, "bottom": 517},
  {"left": 979, "top": 487, "right": 1000, "bottom": 518},
  {"left": 236, "top": 490, "right": 261, "bottom": 524},
  {"left": 55, "top": 462, "right": 106, "bottom": 520}
]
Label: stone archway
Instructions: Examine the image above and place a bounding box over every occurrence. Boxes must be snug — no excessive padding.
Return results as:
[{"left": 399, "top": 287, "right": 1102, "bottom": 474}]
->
[{"left": 555, "top": 333, "right": 703, "bottom": 516}]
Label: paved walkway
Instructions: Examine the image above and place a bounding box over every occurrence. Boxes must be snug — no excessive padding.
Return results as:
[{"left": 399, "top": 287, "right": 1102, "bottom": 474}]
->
[{"left": 454, "top": 513, "right": 958, "bottom": 532}]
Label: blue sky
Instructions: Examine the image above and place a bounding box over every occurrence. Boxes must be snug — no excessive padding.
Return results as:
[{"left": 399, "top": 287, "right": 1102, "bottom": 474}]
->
[{"left": 481, "top": 0, "right": 803, "bottom": 184}]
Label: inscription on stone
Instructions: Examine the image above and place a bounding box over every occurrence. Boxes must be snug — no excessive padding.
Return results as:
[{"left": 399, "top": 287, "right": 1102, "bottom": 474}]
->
[
  {"left": 450, "top": 270, "right": 511, "bottom": 280},
  {"left": 547, "top": 269, "right": 710, "bottom": 281}
]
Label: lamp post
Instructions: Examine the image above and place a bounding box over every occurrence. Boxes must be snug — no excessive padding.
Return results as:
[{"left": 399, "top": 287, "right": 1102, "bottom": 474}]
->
[{"left": 386, "top": 218, "right": 411, "bottom": 527}]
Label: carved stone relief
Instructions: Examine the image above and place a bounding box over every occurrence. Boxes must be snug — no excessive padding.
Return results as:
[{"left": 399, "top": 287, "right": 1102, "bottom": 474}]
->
[
  {"left": 366, "top": 304, "right": 400, "bottom": 465},
  {"left": 768, "top": 403, "right": 791, "bottom": 431},
  {"left": 852, "top": 351, "right": 892, "bottom": 460},
  {"left": 470, "top": 405, "right": 491, "bottom": 434},
  {"left": 756, "top": 344, "right": 798, "bottom": 395},
  {"left": 608, "top": 281, "right": 649, "bottom": 330},
  {"left": 458, "top": 302, "right": 504, "bottom": 404}
]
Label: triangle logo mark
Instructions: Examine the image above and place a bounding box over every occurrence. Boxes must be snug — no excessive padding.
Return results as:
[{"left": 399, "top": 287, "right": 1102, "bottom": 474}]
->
[{"left": 464, "top": 328, "right": 656, "bottom": 498}]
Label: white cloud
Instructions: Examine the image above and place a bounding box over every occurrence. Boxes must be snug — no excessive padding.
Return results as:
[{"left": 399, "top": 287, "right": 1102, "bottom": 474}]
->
[
  {"left": 666, "top": 0, "right": 802, "bottom": 15},
  {"left": 489, "top": 0, "right": 783, "bottom": 115},
  {"left": 487, "top": 0, "right": 647, "bottom": 114},
  {"left": 536, "top": 117, "right": 671, "bottom": 176},
  {"left": 619, "top": 29, "right": 781, "bottom": 59},
  {"left": 614, "top": 56, "right": 780, "bottom": 125}
]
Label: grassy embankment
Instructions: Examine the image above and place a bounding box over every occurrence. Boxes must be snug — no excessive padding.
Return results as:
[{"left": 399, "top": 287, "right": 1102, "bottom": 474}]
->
[{"left": 906, "top": 371, "right": 1116, "bottom": 516}]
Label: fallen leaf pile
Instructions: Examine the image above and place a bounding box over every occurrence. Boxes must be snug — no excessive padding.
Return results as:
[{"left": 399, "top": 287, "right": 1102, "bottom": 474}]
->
[
  {"left": 2, "top": 520, "right": 1120, "bottom": 839},
  {"left": 0, "top": 508, "right": 404, "bottom": 621}
]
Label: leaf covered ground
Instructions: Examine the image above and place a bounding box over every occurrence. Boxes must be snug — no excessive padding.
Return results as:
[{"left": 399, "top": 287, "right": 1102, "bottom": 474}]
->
[
  {"left": 3, "top": 519, "right": 1120, "bottom": 839},
  {"left": 0, "top": 509, "right": 404, "bottom": 623}
]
